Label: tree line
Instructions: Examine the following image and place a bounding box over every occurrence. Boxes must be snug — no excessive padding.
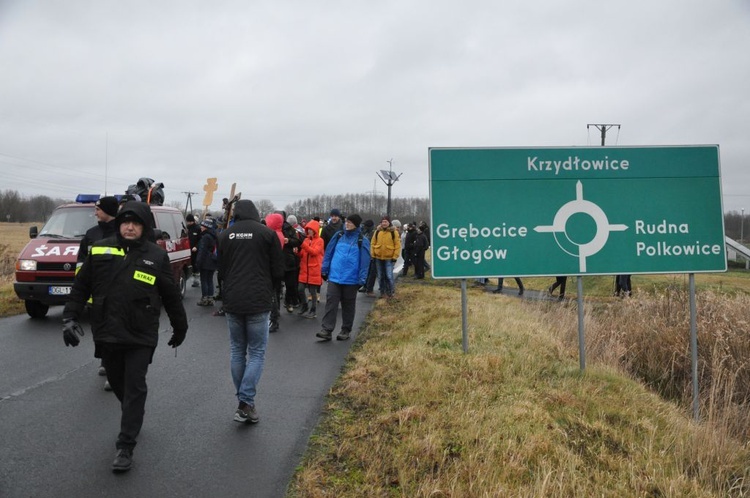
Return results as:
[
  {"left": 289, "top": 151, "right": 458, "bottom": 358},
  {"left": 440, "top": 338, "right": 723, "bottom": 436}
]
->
[
  {"left": 0, "top": 189, "right": 432, "bottom": 226},
  {"left": 4, "top": 188, "right": 747, "bottom": 243},
  {"left": 282, "top": 193, "right": 431, "bottom": 226},
  {"left": 0, "top": 190, "right": 64, "bottom": 223}
]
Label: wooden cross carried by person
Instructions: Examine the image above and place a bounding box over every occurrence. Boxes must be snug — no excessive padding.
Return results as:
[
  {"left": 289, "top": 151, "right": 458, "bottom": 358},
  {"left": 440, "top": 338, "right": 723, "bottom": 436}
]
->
[
  {"left": 219, "top": 183, "right": 241, "bottom": 230},
  {"left": 202, "top": 178, "right": 218, "bottom": 218}
]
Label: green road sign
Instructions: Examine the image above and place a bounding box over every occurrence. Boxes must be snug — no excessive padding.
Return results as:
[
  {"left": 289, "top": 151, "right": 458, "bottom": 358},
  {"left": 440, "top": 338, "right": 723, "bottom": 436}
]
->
[{"left": 429, "top": 146, "right": 726, "bottom": 278}]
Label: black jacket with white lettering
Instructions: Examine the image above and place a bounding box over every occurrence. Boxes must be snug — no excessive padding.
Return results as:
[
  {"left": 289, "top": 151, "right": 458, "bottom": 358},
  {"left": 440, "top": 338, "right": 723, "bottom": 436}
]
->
[
  {"left": 63, "top": 202, "right": 188, "bottom": 351},
  {"left": 218, "top": 200, "right": 285, "bottom": 315}
]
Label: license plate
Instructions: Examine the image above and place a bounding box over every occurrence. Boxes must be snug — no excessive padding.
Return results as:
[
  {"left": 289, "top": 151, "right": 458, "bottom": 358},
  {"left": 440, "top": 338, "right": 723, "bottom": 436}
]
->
[{"left": 49, "top": 286, "right": 71, "bottom": 296}]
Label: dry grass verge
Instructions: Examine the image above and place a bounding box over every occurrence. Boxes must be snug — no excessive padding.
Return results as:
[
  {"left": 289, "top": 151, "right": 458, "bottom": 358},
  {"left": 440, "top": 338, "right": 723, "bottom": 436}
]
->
[
  {"left": 289, "top": 282, "right": 750, "bottom": 497},
  {"left": 0, "top": 222, "right": 34, "bottom": 317}
]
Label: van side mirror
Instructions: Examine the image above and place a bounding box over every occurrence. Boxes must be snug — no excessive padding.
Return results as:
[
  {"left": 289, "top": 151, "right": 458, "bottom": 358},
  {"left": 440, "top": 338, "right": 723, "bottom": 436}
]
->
[{"left": 29, "top": 226, "right": 38, "bottom": 239}]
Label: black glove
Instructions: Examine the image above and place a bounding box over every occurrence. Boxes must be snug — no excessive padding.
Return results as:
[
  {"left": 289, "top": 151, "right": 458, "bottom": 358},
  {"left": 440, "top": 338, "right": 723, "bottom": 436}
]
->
[
  {"left": 62, "top": 318, "right": 85, "bottom": 347},
  {"left": 167, "top": 330, "right": 186, "bottom": 348},
  {"left": 321, "top": 274, "right": 328, "bottom": 281}
]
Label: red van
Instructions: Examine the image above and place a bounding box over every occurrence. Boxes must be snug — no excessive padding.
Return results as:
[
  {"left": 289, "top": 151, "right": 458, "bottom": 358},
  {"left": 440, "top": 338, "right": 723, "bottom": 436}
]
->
[{"left": 14, "top": 195, "right": 192, "bottom": 318}]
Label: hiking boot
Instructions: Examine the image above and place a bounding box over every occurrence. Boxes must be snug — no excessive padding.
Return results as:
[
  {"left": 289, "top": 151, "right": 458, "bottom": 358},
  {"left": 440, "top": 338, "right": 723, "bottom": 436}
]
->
[
  {"left": 286, "top": 304, "right": 294, "bottom": 313},
  {"left": 304, "top": 309, "right": 317, "bottom": 319},
  {"left": 316, "top": 329, "right": 332, "bottom": 341},
  {"left": 269, "top": 321, "right": 279, "bottom": 333},
  {"left": 104, "top": 380, "right": 112, "bottom": 391},
  {"left": 112, "top": 448, "right": 133, "bottom": 473},
  {"left": 336, "top": 330, "right": 351, "bottom": 341},
  {"left": 366, "top": 292, "right": 376, "bottom": 298},
  {"left": 492, "top": 288, "right": 503, "bottom": 294},
  {"left": 297, "top": 302, "right": 309, "bottom": 315},
  {"left": 234, "top": 402, "right": 259, "bottom": 424},
  {"left": 196, "top": 297, "right": 209, "bottom": 306}
]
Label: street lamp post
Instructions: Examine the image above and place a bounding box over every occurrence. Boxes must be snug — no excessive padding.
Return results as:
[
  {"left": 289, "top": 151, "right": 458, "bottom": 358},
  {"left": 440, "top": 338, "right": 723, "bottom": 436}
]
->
[{"left": 377, "top": 158, "right": 402, "bottom": 219}]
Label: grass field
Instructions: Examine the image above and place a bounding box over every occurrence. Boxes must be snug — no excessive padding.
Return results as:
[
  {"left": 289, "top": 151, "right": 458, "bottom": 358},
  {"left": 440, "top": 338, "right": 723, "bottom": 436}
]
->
[
  {"left": 0, "top": 222, "right": 38, "bottom": 317},
  {"left": 289, "top": 276, "right": 750, "bottom": 497}
]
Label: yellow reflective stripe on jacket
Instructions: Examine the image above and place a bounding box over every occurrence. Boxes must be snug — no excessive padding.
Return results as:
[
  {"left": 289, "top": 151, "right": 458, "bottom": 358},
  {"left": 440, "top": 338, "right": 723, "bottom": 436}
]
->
[
  {"left": 91, "top": 247, "right": 126, "bottom": 257},
  {"left": 133, "top": 270, "right": 156, "bottom": 285}
]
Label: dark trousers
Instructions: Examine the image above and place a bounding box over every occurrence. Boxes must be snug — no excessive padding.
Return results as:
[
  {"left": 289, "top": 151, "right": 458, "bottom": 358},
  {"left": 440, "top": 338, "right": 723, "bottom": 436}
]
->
[
  {"left": 321, "top": 282, "right": 359, "bottom": 333},
  {"left": 100, "top": 344, "right": 154, "bottom": 451},
  {"left": 284, "top": 269, "right": 300, "bottom": 306},
  {"left": 200, "top": 269, "right": 215, "bottom": 298},
  {"left": 615, "top": 275, "right": 632, "bottom": 295},
  {"left": 402, "top": 249, "right": 413, "bottom": 275},
  {"left": 364, "top": 259, "right": 377, "bottom": 292},
  {"left": 497, "top": 277, "right": 524, "bottom": 291},
  {"left": 270, "top": 280, "right": 282, "bottom": 324},
  {"left": 550, "top": 276, "right": 567, "bottom": 297},
  {"left": 298, "top": 283, "right": 318, "bottom": 311},
  {"left": 414, "top": 250, "right": 426, "bottom": 278}
]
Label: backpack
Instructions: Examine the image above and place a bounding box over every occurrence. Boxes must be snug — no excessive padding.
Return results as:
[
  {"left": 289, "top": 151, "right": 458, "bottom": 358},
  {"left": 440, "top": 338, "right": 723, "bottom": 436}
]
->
[{"left": 335, "top": 229, "right": 364, "bottom": 248}]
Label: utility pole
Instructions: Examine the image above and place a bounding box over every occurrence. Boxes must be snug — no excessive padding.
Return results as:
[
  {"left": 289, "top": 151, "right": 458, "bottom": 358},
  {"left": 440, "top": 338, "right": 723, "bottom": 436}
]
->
[
  {"left": 589, "top": 124, "right": 623, "bottom": 298},
  {"left": 182, "top": 191, "right": 198, "bottom": 216},
  {"left": 367, "top": 179, "right": 380, "bottom": 214},
  {"left": 377, "top": 158, "right": 402, "bottom": 219},
  {"left": 587, "top": 123, "right": 621, "bottom": 146},
  {"left": 742, "top": 208, "right": 745, "bottom": 243}
]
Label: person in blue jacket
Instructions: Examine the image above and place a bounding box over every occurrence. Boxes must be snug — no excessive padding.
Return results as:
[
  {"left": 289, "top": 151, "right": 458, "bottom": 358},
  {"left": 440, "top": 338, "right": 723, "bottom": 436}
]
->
[{"left": 317, "top": 213, "right": 370, "bottom": 341}]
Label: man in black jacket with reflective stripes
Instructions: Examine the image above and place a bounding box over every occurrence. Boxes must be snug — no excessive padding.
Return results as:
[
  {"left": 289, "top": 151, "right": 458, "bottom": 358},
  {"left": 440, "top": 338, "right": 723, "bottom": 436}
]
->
[{"left": 62, "top": 201, "right": 188, "bottom": 473}]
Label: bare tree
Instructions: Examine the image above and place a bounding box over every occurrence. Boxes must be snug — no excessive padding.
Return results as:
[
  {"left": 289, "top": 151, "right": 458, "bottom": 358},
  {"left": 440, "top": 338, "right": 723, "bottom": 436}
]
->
[{"left": 253, "top": 199, "right": 276, "bottom": 218}]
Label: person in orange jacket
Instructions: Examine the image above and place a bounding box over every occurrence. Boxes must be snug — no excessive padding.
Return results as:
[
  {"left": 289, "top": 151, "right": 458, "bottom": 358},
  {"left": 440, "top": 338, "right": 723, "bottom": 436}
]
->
[{"left": 297, "top": 219, "right": 324, "bottom": 318}]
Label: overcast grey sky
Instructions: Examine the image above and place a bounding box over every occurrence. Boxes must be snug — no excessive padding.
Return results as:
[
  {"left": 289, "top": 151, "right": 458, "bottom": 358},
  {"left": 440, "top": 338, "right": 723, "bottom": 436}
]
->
[{"left": 1, "top": 1, "right": 748, "bottom": 213}]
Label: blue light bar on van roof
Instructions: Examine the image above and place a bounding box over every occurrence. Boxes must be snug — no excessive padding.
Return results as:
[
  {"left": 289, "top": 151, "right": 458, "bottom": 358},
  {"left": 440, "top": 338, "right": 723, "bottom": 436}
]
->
[{"left": 76, "top": 194, "right": 100, "bottom": 204}]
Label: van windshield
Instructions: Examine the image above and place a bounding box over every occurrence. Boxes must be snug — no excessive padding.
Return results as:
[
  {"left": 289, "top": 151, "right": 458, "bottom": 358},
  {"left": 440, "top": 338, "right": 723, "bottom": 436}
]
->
[{"left": 39, "top": 206, "right": 97, "bottom": 239}]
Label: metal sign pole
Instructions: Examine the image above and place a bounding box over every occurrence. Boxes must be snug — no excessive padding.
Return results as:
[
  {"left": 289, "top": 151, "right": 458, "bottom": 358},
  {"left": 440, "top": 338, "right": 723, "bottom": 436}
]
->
[
  {"left": 577, "top": 276, "right": 586, "bottom": 371},
  {"left": 461, "top": 279, "right": 469, "bottom": 353},
  {"left": 690, "top": 273, "right": 699, "bottom": 421}
]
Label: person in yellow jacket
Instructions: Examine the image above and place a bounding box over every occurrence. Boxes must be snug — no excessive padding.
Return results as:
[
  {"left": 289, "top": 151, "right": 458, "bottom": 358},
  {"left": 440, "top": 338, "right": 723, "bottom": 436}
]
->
[{"left": 370, "top": 216, "right": 401, "bottom": 298}]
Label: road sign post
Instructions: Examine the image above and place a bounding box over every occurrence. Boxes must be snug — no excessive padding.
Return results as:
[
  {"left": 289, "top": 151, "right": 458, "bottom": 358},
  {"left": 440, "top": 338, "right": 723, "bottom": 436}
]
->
[
  {"left": 430, "top": 146, "right": 724, "bottom": 399},
  {"left": 430, "top": 146, "right": 725, "bottom": 278}
]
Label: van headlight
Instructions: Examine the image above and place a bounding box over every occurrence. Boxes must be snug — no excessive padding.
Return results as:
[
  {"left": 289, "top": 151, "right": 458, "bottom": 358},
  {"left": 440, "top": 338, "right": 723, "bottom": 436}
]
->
[{"left": 18, "top": 260, "right": 37, "bottom": 271}]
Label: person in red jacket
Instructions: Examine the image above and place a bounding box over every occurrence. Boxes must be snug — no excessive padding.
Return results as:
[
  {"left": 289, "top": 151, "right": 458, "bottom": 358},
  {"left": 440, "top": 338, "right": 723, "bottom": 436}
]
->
[{"left": 297, "top": 219, "right": 324, "bottom": 319}]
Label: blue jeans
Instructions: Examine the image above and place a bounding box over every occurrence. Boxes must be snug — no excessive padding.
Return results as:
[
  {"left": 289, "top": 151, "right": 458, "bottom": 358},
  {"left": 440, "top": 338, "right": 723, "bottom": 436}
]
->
[
  {"left": 375, "top": 259, "right": 395, "bottom": 296},
  {"left": 226, "top": 311, "right": 270, "bottom": 407}
]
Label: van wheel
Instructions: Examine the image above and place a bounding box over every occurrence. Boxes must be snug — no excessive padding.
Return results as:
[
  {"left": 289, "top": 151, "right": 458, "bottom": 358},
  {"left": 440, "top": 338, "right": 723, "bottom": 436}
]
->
[
  {"left": 178, "top": 270, "right": 187, "bottom": 299},
  {"left": 25, "top": 300, "right": 49, "bottom": 319}
]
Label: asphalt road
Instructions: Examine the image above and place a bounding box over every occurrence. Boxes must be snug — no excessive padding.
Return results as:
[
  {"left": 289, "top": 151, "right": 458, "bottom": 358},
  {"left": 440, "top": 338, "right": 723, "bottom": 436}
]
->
[{"left": 0, "top": 283, "right": 375, "bottom": 498}]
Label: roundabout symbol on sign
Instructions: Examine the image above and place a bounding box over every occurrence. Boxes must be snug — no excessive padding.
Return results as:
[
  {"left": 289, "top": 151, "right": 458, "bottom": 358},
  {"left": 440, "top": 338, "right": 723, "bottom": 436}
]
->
[{"left": 534, "top": 181, "right": 628, "bottom": 272}]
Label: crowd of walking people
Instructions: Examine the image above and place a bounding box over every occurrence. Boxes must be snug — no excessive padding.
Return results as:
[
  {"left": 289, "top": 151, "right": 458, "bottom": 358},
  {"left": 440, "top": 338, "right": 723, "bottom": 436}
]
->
[
  {"left": 64, "top": 196, "right": 634, "bottom": 474},
  {"left": 189, "top": 207, "right": 434, "bottom": 319}
]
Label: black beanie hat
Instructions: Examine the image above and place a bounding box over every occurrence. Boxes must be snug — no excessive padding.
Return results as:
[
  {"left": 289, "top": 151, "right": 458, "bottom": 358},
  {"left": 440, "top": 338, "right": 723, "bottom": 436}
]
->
[
  {"left": 346, "top": 214, "right": 362, "bottom": 228},
  {"left": 96, "top": 196, "right": 119, "bottom": 218}
]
